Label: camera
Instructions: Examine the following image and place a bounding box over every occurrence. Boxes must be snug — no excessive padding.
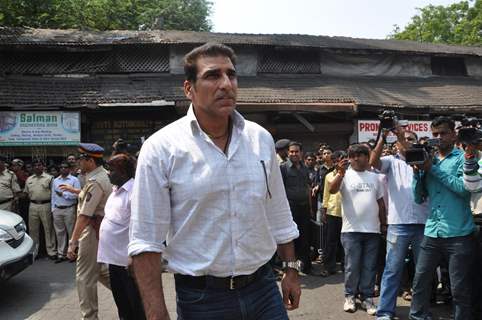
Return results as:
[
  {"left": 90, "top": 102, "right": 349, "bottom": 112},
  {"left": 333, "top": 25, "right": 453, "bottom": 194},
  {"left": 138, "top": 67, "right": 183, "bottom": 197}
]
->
[
  {"left": 405, "top": 138, "right": 440, "bottom": 165},
  {"left": 378, "top": 110, "right": 398, "bottom": 130},
  {"left": 457, "top": 117, "right": 482, "bottom": 145}
]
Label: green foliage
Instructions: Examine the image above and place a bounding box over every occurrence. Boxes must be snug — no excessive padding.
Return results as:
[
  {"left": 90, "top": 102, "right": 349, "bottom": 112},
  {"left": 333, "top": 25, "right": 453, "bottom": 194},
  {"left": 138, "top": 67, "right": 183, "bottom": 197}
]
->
[
  {"left": 0, "top": 0, "right": 212, "bottom": 31},
  {"left": 389, "top": 0, "right": 481, "bottom": 45}
]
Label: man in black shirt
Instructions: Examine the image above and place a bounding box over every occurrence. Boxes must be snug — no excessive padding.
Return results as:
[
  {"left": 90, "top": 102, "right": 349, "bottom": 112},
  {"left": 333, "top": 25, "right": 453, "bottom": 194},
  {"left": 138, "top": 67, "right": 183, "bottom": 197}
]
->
[{"left": 281, "top": 141, "right": 313, "bottom": 274}]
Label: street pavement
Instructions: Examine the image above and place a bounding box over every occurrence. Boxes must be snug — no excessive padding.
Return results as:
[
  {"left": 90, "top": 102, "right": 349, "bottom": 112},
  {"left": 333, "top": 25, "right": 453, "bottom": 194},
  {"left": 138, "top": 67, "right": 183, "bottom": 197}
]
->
[{"left": 0, "top": 259, "right": 452, "bottom": 320}]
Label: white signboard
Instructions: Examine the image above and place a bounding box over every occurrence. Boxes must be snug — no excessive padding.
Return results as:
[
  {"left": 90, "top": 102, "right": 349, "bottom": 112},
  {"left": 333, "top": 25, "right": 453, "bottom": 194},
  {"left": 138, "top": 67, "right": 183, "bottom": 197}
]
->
[
  {"left": 358, "top": 120, "right": 433, "bottom": 143},
  {"left": 0, "top": 112, "right": 80, "bottom": 146}
]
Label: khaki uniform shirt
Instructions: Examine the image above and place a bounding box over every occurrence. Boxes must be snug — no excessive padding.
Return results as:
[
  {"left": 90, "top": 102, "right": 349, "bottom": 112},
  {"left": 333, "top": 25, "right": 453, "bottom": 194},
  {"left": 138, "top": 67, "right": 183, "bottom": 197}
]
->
[
  {"left": 78, "top": 166, "right": 112, "bottom": 217},
  {"left": 24, "top": 172, "right": 53, "bottom": 201},
  {"left": 0, "top": 169, "right": 21, "bottom": 201}
]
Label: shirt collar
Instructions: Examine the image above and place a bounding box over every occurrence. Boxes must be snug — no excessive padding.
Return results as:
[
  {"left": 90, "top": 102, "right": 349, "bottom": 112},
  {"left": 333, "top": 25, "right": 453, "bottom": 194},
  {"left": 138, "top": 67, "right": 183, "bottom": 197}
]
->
[
  {"left": 186, "top": 104, "right": 245, "bottom": 136},
  {"left": 113, "top": 178, "right": 134, "bottom": 194},
  {"left": 86, "top": 166, "right": 104, "bottom": 180}
]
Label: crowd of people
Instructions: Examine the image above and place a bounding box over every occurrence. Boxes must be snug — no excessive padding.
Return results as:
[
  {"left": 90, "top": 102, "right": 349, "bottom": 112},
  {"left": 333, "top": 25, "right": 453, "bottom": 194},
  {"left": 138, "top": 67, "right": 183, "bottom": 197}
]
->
[{"left": 0, "top": 42, "right": 481, "bottom": 320}]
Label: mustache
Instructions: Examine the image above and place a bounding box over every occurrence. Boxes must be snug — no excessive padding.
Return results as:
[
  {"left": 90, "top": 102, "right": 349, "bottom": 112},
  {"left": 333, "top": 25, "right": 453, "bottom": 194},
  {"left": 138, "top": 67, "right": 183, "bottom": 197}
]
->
[{"left": 215, "top": 93, "right": 236, "bottom": 100}]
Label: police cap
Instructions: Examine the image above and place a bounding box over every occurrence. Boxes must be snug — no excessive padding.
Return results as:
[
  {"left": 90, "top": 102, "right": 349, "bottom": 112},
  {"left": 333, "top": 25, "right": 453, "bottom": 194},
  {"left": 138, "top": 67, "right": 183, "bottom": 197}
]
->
[
  {"left": 275, "top": 139, "right": 291, "bottom": 150},
  {"left": 78, "top": 143, "right": 104, "bottom": 159}
]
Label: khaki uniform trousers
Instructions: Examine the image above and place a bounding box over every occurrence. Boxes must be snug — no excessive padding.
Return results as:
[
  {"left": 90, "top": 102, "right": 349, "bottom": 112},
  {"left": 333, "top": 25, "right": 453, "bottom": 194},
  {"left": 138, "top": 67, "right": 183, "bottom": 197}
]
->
[
  {"left": 52, "top": 206, "right": 76, "bottom": 258},
  {"left": 76, "top": 225, "right": 110, "bottom": 320},
  {"left": 0, "top": 200, "right": 13, "bottom": 212},
  {"left": 29, "top": 203, "right": 57, "bottom": 256}
]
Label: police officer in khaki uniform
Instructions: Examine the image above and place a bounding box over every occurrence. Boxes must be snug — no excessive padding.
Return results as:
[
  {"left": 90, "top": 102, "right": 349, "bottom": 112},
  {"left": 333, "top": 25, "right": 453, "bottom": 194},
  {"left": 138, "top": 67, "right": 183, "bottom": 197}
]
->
[
  {"left": 0, "top": 156, "right": 21, "bottom": 212},
  {"left": 66, "top": 143, "right": 112, "bottom": 320},
  {"left": 24, "top": 159, "right": 56, "bottom": 258}
]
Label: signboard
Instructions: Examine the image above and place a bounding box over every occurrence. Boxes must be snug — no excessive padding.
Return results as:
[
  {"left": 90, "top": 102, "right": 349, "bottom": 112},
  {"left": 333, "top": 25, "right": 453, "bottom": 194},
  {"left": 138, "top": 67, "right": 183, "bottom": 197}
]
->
[
  {"left": 0, "top": 112, "right": 80, "bottom": 146},
  {"left": 358, "top": 120, "right": 433, "bottom": 143}
]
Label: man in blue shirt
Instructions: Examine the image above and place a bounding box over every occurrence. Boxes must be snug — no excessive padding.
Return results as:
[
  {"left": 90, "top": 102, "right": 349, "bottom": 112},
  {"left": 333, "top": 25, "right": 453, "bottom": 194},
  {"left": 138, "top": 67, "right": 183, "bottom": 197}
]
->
[
  {"left": 51, "top": 161, "right": 80, "bottom": 263},
  {"left": 409, "top": 117, "right": 476, "bottom": 320}
]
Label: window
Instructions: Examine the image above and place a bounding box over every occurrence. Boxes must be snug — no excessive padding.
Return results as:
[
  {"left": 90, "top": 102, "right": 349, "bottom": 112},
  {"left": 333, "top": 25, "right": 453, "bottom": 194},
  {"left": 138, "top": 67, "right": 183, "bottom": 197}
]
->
[
  {"left": 431, "top": 57, "right": 467, "bottom": 76},
  {"left": 258, "top": 47, "right": 320, "bottom": 74}
]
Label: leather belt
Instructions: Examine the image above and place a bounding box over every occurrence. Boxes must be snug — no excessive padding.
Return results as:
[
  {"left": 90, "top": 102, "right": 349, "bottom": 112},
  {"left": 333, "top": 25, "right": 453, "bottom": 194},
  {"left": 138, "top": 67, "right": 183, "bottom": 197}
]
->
[
  {"left": 55, "top": 204, "right": 76, "bottom": 209},
  {"left": 0, "top": 198, "right": 13, "bottom": 205},
  {"left": 174, "top": 264, "right": 267, "bottom": 291},
  {"left": 30, "top": 200, "right": 51, "bottom": 204}
]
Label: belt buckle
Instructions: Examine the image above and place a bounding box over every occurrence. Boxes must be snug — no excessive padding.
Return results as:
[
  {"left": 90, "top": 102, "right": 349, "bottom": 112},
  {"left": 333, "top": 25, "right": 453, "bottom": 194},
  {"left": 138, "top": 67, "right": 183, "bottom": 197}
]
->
[{"left": 229, "top": 277, "right": 235, "bottom": 290}]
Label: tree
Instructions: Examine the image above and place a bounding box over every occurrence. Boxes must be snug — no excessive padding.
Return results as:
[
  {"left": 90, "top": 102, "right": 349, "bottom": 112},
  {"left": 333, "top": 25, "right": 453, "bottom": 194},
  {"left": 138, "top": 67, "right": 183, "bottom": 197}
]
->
[
  {"left": 0, "top": 0, "right": 212, "bottom": 31},
  {"left": 389, "top": 0, "right": 482, "bottom": 45}
]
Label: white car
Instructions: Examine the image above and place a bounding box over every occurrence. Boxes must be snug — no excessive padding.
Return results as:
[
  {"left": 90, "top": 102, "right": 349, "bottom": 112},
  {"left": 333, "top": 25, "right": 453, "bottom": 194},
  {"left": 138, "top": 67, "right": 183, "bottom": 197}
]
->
[{"left": 0, "top": 209, "right": 35, "bottom": 280}]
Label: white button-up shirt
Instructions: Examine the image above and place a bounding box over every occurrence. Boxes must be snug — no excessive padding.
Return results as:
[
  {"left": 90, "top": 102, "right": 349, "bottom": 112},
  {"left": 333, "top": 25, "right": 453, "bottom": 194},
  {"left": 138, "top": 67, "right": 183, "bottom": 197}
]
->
[
  {"left": 98, "top": 178, "right": 133, "bottom": 267},
  {"left": 380, "top": 155, "right": 429, "bottom": 225},
  {"left": 128, "top": 106, "right": 299, "bottom": 277}
]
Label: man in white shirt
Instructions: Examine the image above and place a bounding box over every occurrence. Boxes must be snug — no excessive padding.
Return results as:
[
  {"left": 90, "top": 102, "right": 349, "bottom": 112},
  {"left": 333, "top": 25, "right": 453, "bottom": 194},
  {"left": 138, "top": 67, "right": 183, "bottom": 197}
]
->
[
  {"left": 51, "top": 161, "right": 80, "bottom": 263},
  {"left": 370, "top": 128, "right": 429, "bottom": 320},
  {"left": 329, "top": 144, "right": 386, "bottom": 316},
  {"left": 98, "top": 153, "right": 145, "bottom": 320},
  {"left": 129, "top": 43, "right": 301, "bottom": 320}
]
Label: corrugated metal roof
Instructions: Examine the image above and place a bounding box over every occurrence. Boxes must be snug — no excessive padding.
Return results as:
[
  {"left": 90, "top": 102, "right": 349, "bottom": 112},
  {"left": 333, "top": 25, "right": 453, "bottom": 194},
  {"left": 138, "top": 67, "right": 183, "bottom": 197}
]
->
[
  {"left": 0, "top": 75, "right": 480, "bottom": 111},
  {"left": 0, "top": 27, "right": 481, "bottom": 57}
]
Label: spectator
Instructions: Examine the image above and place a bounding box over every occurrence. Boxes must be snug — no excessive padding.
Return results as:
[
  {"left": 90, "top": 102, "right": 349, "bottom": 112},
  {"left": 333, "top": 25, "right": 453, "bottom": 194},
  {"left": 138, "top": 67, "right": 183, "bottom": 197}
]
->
[
  {"left": 409, "top": 116, "right": 475, "bottom": 320},
  {"left": 281, "top": 141, "right": 314, "bottom": 274},
  {"left": 98, "top": 154, "right": 145, "bottom": 320},
  {"left": 313, "top": 147, "right": 335, "bottom": 222},
  {"left": 51, "top": 161, "right": 80, "bottom": 263},
  {"left": 0, "top": 155, "right": 21, "bottom": 212},
  {"left": 275, "top": 139, "right": 290, "bottom": 164},
  {"left": 329, "top": 144, "right": 386, "bottom": 315},
  {"left": 321, "top": 150, "right": 346, "bottom": 276}
]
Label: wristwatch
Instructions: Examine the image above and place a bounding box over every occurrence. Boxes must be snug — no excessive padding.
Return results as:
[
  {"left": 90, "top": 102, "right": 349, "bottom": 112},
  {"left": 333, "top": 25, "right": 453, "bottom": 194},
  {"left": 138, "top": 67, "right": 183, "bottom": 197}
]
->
[{"left": 281, "top": 260, "right": 302, "bottom": 272}]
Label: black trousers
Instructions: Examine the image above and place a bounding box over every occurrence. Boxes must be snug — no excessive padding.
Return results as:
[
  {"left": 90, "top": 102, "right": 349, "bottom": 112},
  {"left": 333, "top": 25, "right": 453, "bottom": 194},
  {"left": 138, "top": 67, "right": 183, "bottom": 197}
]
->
[
  {"left": 289, "top": 202, "right": 311, "bottom": 272},
  {"left": 324, "top": 215, "right": 343, "bottom": 273},
  {"left": 109, "top": 264, "right": 146, "bottom": 320}
]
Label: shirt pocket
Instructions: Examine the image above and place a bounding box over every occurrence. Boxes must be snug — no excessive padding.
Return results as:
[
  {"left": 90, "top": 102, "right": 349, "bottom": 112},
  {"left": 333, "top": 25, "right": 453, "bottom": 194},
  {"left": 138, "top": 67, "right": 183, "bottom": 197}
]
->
[{"left": 239, "top": 159, "right": 271, "bottom": 202}]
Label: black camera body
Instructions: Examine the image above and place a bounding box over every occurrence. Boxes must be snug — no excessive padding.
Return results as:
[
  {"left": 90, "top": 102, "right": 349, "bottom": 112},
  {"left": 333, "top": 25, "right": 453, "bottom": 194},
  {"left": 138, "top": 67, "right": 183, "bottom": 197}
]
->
[
  {"left": 405, "top": 138, "right": 440, "bottom": 165},
  {"left": 378, "top": 110, "right": 398, "bottom": 130},
  {"left": 457, "top": 117, "right": 482, "bottom": 145}
]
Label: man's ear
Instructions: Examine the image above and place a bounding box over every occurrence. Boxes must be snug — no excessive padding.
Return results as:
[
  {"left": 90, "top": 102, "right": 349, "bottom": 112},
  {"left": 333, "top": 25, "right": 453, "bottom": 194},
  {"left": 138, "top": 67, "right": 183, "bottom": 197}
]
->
[{"left": 184, "top": 80, "right": 193, "bottom": 100}]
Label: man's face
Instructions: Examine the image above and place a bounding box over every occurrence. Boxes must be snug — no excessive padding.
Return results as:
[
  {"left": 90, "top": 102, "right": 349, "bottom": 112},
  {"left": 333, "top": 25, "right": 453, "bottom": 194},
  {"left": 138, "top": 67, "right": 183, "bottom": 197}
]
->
[
  {"left": 349, "top": 153, "right": 369, "bottom": 171},
  {"left": 67, "top": 155, "right": 77, "bottom": 166},
  {"left": 78, "top": 157, "right": 93, "bottom": 172},
  {"left": 33, "top": 163, "right": 44, "bottom": 175},
  {"left": 106, "top": 163, "right": 124, "bottom": 187},
  {"left": 304, "top": 156, "right": 315, "bottom": 168},
  {"left": 59, "top": 164, "right": 70, "bottom": 177},
  {"left": 404, "top": 132, "right": 417, "bottom": 144},
  {"left": 322, "top": 149, "right": 333, "bottom": 163},
  {"left": 431, "top": 124, "right": 456, "bottom": 151},
  {"left": 288, "top": 145, "right": 301, "bottom": 164},
  {"left": 184, "top": 55, "right": 238, "bottom": 121}
]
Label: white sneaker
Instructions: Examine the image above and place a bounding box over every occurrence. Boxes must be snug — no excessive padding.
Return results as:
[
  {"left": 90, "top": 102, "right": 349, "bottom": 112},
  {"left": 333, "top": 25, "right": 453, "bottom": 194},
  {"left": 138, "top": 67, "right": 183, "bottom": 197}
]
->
[
  {"left": 361, "top": 298, "right": 377, "bottom": 315},
  {"left": 343, "top": 296, "right": 356, "bottom": 313}
]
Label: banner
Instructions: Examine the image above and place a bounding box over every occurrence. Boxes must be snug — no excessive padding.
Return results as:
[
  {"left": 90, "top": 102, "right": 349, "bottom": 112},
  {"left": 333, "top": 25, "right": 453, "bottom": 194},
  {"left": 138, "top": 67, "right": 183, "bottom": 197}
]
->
[
  {"left": 358, "top": 120, "right": 433, "bottom": 143},
  {"left": 0, "top": 112, "right": 80, "bottom": 146}
]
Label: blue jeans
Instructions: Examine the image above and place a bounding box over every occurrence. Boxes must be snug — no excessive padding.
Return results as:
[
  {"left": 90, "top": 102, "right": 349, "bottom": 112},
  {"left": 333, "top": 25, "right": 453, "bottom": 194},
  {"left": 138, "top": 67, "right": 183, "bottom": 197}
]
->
[
  {"left": 376, "top": 224, "right": 425, "bottom": 318},
  {"left": 341, "top": 232, "right": 380, "bottom": 299},
  {"left": 409, "top": 234, "right": 475, "bottom": 320},
  {"left": 175, "top": 265, "right": 288, "bottom": 320}
]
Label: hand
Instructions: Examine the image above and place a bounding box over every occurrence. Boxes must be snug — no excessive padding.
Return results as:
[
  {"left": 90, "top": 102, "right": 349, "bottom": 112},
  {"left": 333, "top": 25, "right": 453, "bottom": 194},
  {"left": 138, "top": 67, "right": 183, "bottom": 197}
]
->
[
  {"left": 311, "top": 185, "right": 319, "bottom": 197},
  {"left": 465, "top": 144, "right": 478, "bottom": 158},
  {"left": 281, "top": 269, "right": 301, "bottom": 311},
  {"left": 59, "top": 184, "right": 74, "bottom": 192},
  {"left": 336, "top": 159, "right": 349, "bottom": 175},
  {"left": 67, "top": 242, "right": 78, "bottom": 261}
]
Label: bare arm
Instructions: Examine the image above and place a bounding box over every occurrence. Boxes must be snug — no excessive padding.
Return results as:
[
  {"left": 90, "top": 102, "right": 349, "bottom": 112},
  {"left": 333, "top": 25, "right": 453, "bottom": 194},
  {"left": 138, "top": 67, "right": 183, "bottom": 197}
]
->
[
  {"left": 329, "top": 172, "right": 344, "bottom": 194},
  {"left": 277, "top": 242, "right": 301, "bottom": 311},
  {"left": 132, "top": 252, "right": 170, "bottom": 320},
  {"left": 377, "top": 198, "right": 387, "bottom": 226},
  {"left": 369, "top": 131, "right": 387, "bottom": 170}
]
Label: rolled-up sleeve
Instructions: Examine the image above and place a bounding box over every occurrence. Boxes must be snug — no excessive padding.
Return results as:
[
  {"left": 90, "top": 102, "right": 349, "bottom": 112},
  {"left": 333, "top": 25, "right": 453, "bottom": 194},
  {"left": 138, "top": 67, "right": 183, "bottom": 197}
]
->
[
  {"left": 128, "top": 139, "right": 172, "bottom": 256},
  {"left": 265, "top": 146, "right": 299, "bottom": 245}
]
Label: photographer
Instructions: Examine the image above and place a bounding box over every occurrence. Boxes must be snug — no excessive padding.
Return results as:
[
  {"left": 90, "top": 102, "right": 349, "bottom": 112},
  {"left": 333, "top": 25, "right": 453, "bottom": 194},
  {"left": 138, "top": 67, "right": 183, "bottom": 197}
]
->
[
  {"left": 409, "top": 116, "right": 475, "bottom": 320},
  {"left": 369, "top": 126, "right": 429, "bottom": 320},
  {"left": 462, "top": 130, "right": 482, "bottom": 318}
]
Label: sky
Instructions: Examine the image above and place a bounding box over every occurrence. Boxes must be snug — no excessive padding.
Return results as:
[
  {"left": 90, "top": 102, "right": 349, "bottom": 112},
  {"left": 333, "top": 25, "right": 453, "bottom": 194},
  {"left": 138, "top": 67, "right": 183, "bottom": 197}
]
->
[{"left": 211, "top": 0, "right": 460, "bottom": 39}]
